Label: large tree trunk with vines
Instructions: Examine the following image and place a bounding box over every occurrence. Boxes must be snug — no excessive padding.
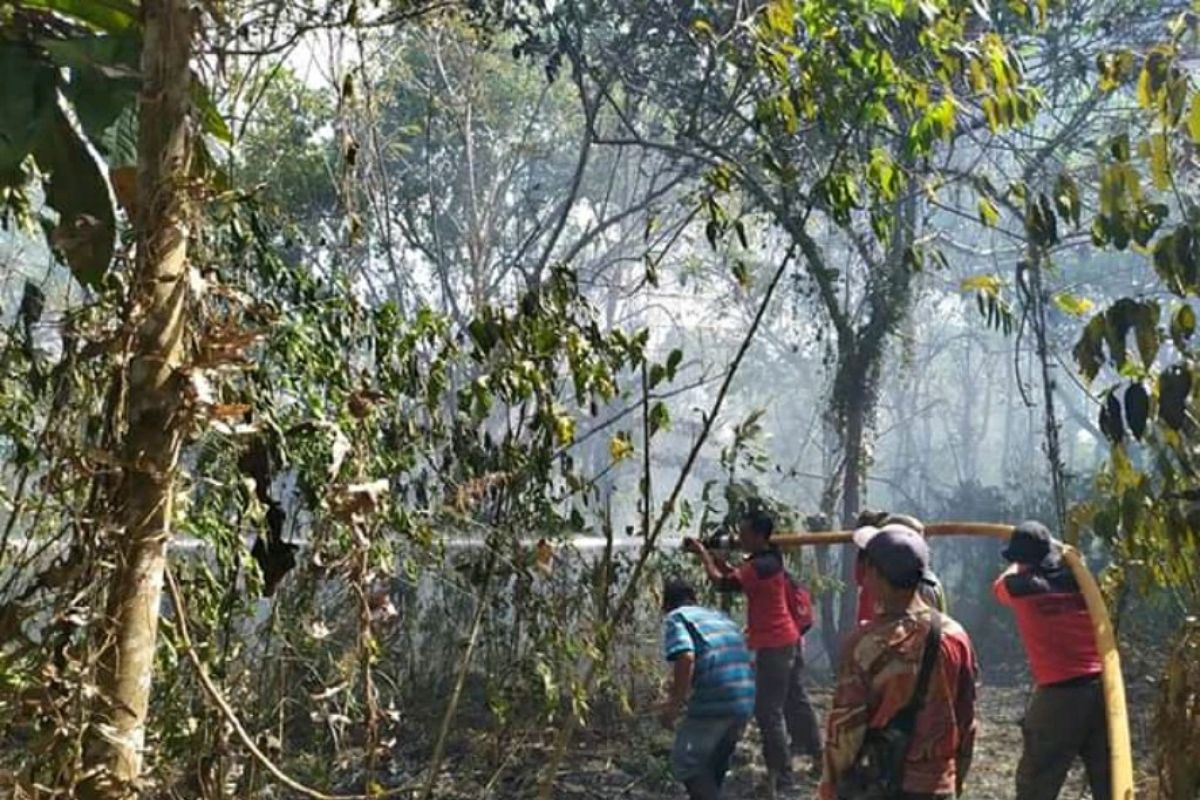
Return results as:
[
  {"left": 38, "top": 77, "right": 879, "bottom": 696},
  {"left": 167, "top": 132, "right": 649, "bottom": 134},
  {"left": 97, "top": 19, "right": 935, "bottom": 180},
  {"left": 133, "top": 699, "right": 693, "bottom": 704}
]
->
[{"left": 80, "top": 1, "right": 193, "bottom": 795}]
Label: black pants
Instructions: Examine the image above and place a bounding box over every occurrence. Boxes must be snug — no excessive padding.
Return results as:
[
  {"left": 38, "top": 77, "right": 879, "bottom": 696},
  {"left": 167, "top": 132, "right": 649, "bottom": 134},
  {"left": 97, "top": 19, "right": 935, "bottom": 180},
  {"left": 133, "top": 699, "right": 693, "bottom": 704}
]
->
[
  {"left": 1016, "top": 679, "right": 1110, "bottom": 800},
  {"left": 755, "top": 643, "right": 824, "bottom": 773}
]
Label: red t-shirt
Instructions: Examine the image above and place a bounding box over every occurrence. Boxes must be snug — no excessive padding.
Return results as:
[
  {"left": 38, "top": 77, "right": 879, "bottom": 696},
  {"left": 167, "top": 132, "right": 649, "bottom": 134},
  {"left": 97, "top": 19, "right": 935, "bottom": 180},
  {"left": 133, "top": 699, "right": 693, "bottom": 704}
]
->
[
  {"left": 718, "top": 549, "right": 800, "bottom": 650},
  {"left": 993, "top": 564, "right": 1101, "bottom": 686}
]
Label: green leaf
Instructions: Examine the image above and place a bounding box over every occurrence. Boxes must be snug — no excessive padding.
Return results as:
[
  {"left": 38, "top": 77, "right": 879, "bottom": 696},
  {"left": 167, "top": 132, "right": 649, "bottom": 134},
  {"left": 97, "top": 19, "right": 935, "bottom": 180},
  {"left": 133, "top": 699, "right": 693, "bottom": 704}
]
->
[
  {"left": 0, "top": 44, "right": 58, "bottom": 179},
  {"left": 16, "top": 0, "right": 139, "bottom": 33},
  {"left": 648, "top": 363, "right": 667, "bottom": 390},
  {"left": 977, "top": 197, "right": 1000, "bottom": 227},
  {"left": 95, "top": 103, "right": 138, "bottom": 169},
  {"left": 31, "top": 101, "right": 117, "bottom": 290},
  {"left": 691, "top": 18, "right": 715, "bottom": 38},
  {"left": 960, "top": 273, "right": 1002, "bottom": 295},
  {"left": 666, "top": 348, "right": 684, "bottom": 380},
  {"left": 40, "top": 34, "right": 141, "bottom": 146},
  {"left": 1188, "top": 93, "right": 1200, "bottom": 145},
  {"left": 1073, "top": 314, "right": 1106, "bottom": 383},
  {"left": 648, "top": 402, "right": 671, "bottom": 436},
  {"left": 608, "top": 432, "right": 634, "bottom": 462},
  {"left": 1053, "top": 172, "right": 1080, "bottom": 229},
  {"left": 193, "top": 80, "right": 233, "bottom": 144},
  {"left": 1171, "top": 304, "right": 1196, "bottom": 349},
  {"left": 732, "top": 260, "right": 752, "bottom": 290},
  {"left": 1052, "top": 292, "right": 1094, "bottom": 317},
  {"left": 1133, "top": 301, "right": 1161, "bottom": 368}
]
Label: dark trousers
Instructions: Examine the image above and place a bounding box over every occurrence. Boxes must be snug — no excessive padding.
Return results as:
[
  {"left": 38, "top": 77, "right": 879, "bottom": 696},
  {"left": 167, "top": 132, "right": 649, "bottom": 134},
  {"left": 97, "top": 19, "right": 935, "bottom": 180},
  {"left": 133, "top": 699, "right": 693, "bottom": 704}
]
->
[
  {"left": 1016, "top": 679, "right": 1110, "bottom": 800},
  {"left": 678, "top": 718, "right": 745, "bottom": 800},
  {"left": 755, "top": 643, "right": 824, "bottom": 773}
]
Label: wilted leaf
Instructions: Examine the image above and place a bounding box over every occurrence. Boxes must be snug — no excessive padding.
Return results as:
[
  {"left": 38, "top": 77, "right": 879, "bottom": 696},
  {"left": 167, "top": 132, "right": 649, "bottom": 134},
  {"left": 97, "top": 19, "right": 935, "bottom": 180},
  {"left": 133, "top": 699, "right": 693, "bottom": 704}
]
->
[
  {"left": 1159, "top": 364, "right": 1192, "bottom": 430},
  {"left": 1099, "top": 390, "right": 1125, "bottom": 443},
  {"left": 535, "top": 539, "right": 553, "bottom": 576}
]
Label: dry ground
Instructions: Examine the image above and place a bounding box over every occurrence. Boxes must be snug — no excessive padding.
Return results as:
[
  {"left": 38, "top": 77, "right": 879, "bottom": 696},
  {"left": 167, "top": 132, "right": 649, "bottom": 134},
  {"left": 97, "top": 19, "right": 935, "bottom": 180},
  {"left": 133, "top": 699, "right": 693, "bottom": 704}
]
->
[{"left": 454, "top": 682, "right": 1154, "bottom": 800}]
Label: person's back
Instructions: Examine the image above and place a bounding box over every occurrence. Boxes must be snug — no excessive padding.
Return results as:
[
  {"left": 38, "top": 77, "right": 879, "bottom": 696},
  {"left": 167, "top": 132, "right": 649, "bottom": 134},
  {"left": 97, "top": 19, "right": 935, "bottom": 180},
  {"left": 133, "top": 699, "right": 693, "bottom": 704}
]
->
[
  {"left": 663, "top": 604, "right": 756, "bottom": 719},
  {"left": 822, "top": 608, "right": 977, "bottom": 798},
  {"left": 993, "top": 522, "right": 1107, "bottom": 800},
  {"left": 994, "top": 563, "right": 1099, "bottom": 685},
  {"left": 821, "top": 527, "right": 977, "bottom": 800}
]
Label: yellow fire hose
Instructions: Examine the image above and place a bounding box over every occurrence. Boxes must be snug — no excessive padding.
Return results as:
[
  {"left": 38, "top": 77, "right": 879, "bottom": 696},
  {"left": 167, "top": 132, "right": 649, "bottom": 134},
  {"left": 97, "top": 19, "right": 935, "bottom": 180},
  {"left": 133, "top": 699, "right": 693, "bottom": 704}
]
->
[{"left": 770, "top": 522, "right": 1134, "bottom": 800}]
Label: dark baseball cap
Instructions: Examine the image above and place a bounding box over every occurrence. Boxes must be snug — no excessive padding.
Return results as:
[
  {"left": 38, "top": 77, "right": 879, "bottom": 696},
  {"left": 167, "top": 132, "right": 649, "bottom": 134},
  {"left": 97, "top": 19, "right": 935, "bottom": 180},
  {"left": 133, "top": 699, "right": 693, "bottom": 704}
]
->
[
  {"left": 1002, "top": 520, "right": 1062, "bottom": 568},
  {"left": 863, "top": 525, "right": 936, "bottom": 589}
]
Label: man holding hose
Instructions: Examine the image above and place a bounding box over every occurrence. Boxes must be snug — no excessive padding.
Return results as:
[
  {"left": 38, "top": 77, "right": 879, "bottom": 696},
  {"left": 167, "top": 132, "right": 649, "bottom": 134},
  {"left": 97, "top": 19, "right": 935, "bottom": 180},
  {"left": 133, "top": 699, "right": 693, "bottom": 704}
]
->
[
  {"left": 684, "top": 508, "right": 823, "bottom": 795},
  {"left": 993, "top": 521, "right": 1110, "bottom": 800}
]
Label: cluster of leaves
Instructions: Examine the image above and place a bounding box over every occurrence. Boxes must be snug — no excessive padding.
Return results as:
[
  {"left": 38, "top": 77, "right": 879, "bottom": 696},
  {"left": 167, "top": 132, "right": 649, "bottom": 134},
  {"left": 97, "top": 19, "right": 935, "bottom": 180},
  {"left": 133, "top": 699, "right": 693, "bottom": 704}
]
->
[
  {"left": 127, "top": 187, "right": 682, "bottom": 782},
  {"left": 0, "top": 0, "right": 230, "bottom": 290},
  {"left": 1067, "top": 13, "right": 1200, "bottom": 600}
]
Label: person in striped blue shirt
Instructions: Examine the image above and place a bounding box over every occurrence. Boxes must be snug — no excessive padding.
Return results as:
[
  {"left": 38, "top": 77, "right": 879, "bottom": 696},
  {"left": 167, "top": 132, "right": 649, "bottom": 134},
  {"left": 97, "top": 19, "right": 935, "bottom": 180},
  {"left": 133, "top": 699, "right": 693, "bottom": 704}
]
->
[{"left": 658, "top": 578, "right": 756, "bottom": 800}]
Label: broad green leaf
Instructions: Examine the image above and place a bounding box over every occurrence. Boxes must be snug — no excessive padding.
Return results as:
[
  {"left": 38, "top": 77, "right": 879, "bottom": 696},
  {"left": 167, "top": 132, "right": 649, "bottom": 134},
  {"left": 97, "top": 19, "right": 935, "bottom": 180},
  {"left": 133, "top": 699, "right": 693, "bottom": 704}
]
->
[
  {"left": 691, "top": 18, "right": 714, "bottom": 38},
  {"left": 0, "top": 45, "right": 58, "bottom": 179},
  {"left": 40, "top": 34, "right": 140, "bottom": 145},
  {"left": 31, "top": 100, "right": 117, "bottom": 290},
  {"left": 16, "top": 0, "right": 139, "bottom": 33},
  {"left": 193, "top": 81, "right": 233, "bottom": 144},
  {"left": 1052, "top": 292, "right": 1093, "bottom": 317}
]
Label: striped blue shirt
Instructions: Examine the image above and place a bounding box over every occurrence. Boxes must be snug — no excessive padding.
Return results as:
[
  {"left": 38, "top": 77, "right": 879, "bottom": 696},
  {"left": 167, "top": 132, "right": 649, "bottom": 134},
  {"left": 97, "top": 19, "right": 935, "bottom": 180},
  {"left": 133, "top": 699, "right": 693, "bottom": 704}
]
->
[{"left": 663, "top": 605, "right": 755, "bottom": 719}]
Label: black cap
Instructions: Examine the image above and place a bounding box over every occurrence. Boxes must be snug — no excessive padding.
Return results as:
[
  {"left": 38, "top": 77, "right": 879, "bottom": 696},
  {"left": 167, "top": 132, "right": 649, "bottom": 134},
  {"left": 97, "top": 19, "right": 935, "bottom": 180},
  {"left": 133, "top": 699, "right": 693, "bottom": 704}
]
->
[
  {"left": 1002, "top": 520, "right": 1062, "bottom": 568},
  {"left": 864, "top": 526, "right": 935, "bottom": 589}
]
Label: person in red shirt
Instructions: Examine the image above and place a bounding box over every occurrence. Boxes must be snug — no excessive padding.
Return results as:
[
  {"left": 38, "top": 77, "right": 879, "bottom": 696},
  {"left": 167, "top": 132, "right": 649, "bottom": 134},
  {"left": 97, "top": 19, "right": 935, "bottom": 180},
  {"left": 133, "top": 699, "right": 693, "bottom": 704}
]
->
[
  {"left": 685, "top": 509, "right": 823, "bottom": 795},
  {"left": 854, "top": 511, "right": 946, "bottom": 624},
  {"left": 993, "top": 521, "right": 1108, "bottom": 800},
  {"left": 820, "top": 526, "right": 977, "bottom": 800}
]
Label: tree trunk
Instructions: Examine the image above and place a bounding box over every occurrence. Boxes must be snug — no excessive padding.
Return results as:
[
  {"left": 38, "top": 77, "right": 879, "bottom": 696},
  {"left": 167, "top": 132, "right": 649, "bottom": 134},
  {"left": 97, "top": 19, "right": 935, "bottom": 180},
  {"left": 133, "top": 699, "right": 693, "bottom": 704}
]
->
[
  {"left": 837, "top": 389, "right": 866, "bottom": 637},
  {"left": 80, "top": 1, "right": 193, "bottom": 795}
]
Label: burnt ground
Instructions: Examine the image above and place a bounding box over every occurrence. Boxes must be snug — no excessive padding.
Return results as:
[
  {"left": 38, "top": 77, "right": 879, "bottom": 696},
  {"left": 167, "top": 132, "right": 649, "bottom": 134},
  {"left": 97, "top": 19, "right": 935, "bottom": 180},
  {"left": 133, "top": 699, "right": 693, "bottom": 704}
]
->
[{"left": 431, "top": 682, "right": 1157, "bottom": 800}]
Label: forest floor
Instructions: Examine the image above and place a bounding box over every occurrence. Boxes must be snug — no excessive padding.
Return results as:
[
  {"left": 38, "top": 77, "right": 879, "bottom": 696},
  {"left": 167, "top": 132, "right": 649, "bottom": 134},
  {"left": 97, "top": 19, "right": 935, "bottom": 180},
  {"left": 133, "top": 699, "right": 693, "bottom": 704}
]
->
[{"left": 412, "top": 680, "right": 1157, "bottom": 800}]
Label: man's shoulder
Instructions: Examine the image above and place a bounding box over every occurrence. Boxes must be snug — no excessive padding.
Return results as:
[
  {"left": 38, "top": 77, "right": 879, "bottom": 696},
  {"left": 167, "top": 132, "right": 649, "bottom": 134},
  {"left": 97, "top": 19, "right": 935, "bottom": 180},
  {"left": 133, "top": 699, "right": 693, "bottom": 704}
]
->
[
  {"left": 746, "top": 548, "right": 784, "bottom": 579},
  {"left": 1003, "top": 566, "right": 1078, "bottom": 598},
  {"left": 668, "top": 605, "right": 732, "bottom": 628},
  {"left": 934, "top": 611, "right": 974, "bottom": 652}
]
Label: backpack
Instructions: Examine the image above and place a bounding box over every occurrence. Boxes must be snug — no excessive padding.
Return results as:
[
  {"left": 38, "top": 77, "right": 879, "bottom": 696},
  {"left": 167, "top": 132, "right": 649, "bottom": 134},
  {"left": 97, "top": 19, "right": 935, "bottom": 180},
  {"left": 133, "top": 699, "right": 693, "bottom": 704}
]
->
[{"left": 785, "top": 571, "right": 814, "bottom": 635}]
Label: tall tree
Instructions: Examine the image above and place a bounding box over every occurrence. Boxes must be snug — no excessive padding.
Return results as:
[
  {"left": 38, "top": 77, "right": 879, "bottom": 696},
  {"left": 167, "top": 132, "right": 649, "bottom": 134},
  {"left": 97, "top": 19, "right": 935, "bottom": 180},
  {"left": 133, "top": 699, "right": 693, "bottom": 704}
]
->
[{"left": 79, "top": 0, "right": 194, "bottom": 793}]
